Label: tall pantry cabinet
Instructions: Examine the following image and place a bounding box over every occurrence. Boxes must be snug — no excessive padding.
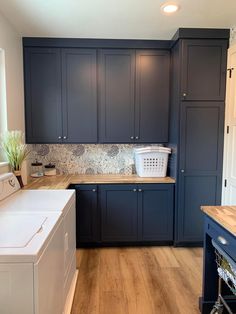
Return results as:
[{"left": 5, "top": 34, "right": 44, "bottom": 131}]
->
[{"left": 169, "top": 29, "right": 229, "bottom": 245}]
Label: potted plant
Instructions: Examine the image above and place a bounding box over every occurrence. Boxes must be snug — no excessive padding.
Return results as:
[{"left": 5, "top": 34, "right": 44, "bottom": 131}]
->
[{"left": 1, "top": 131, "right": 30, "bottom": 188}]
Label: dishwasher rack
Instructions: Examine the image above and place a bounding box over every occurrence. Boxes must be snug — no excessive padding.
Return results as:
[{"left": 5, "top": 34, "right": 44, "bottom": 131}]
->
[{"left": 211, "top": 240, "right": 236, "bottom": 314}]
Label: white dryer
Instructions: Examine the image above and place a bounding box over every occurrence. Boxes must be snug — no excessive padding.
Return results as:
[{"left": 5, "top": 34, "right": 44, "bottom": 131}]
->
[
  {"left": 0, "top": 173, "right": 77, "bottom": 314},
  {"left": 0, "top": 210, "right": 64, "bottom": 314}
]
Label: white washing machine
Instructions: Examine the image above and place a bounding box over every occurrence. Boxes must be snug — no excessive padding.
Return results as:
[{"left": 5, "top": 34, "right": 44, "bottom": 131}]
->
[{"left": 0, "top": 173, "right": 77, "bottom": 314}]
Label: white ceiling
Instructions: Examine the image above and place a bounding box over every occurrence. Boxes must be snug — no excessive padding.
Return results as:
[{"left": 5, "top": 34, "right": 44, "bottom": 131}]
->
[{"left": 0, "top": 0, "right": 235, "bottom": 39}]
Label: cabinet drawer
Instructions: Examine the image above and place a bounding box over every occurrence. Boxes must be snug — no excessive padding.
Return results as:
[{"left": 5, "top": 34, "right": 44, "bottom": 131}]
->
[{"left": 206, "top": 217, "right": 236, "bottom": 260}]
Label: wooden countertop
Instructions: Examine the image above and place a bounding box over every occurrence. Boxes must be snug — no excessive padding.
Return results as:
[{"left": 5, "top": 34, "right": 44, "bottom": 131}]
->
[
  {"left": 201, "top": 206, "right": 236, "bottom": 237},
  {"left": 24, "top": 174, "right": 175, "bottom": 190}
]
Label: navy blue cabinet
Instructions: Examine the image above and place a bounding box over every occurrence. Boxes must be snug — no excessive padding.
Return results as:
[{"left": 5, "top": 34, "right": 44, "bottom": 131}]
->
[
  {"left": 99, "top": 49, "right": 170, "bottom": 143},
  {"left": 176, "top": 102, "right": 224, "bottom": 243},
  {"left": 138, "top": 184, "right": 174, "bottom": 242},
  {"left": 24, "top": 48, "right": 97, "bottom": 143},
  {"left": 100, "top": 184, "right": 138, "bottom": 242},
  {"left": 201, "top": 216, "right": 236, "bottom": 313},
  {"left": 169, "top": 36, "right": 228, "bottom": 246},
  {"left": 181, "top": 40, "right": 227, "bottom": 101},
  {"left": 99, "top": 50, "right": 136, "bottom": 143},
  {"left": 135, "top": 50, "right": 170, "bottom": 143},
  {"left": 24, "top": 48, "right": 63, "bottom": 143},
  {"left": 24, "top": 46, "right": 170, "bottom": 144},
  {"left": 75, "top": 183, "right": 174, "bottom": 246},
  {"left": 61, "top": 49, "right": 97, "bottom": 143},
  {"left": 24, "top": 32, "right": 229, "bottom": 145},
  {"left": 75, "top": 184, "right": 174, "bottom": 247},
  {"left": 75, "top": 184, "right": 98, "bottom": 246},
  {"left": 100, "top": 183, "right": 174, "bottom": 243}
]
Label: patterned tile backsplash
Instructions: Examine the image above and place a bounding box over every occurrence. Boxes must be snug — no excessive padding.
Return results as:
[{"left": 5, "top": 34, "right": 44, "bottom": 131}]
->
[{"left": 28, "top": 144, "right": 144, "bottom": 175}]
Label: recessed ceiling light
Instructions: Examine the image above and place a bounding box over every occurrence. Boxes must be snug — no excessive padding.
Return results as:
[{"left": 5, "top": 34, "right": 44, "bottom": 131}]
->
[{"left": 161, "top": 2, "right": 180, "bottom": 14}]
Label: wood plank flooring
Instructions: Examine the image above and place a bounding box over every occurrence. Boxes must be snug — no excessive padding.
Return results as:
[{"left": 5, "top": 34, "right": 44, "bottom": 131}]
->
[{"left": 72, "top": 247, "right": 203, "bottom": 314}]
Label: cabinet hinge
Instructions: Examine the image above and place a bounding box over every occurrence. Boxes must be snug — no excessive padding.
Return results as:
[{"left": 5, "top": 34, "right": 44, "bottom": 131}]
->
[
  {"left": 224, "top": 179, "right": 227, "bottom": 188},
  {"left": 227, "top": 125, "right": 230, "bottom": 134},
  {"left": 227, "top": 68, "right": 234, "bottom": 78}
]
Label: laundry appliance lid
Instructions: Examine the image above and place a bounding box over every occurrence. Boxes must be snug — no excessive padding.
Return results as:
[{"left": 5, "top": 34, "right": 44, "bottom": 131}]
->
[
  {"left": 0, "top": 213, "right": 47, "bottom": 248},
  {"left": 0, "top": 189, "right": 75, "bottom": 213}
]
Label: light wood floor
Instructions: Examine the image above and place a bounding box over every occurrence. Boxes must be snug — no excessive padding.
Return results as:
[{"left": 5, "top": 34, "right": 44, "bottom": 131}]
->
[{"left": 72, "top": 246, "right": 203, "bottom": 314}]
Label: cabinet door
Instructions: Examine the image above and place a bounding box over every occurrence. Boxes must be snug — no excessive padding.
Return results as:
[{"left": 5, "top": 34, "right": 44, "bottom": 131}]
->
[
  {"left": 177, "top": 102, "right": 224, "bottom": 243},
  {"left": 24, "top": 48, "right": 62, "bottom": 143},
  {"left": 61, "top": 49, "right": 97, "bottom": 143},
  {"left": 100, "top": 185, "right": 138, "bottom": 242},
  {"left": 99, "top": 49, "right": 135, "bottom": 143},
  {"left": 181, "top": 40, "right": 227, "bottom": 101},
  {"left": 75, "top": 185, "right": 98, "bottom": 246},
  {"left": 135, "top": 50, "right": 170, "bottom": 142},
  {"left": 138, "top": 184, "right": 174, "bottom": 241}
]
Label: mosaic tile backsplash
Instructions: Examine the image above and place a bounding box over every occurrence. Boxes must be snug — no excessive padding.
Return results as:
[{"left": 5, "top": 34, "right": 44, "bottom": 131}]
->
[{"left": 28, "top": 144, "right": 140, "bottom": 174}]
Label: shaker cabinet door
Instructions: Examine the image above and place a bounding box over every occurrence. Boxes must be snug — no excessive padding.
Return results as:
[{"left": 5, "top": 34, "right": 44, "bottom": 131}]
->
[
  {"left": 176, "top": 102, "right": 224, "bottom": 243},
  {"left": 135, "top": 50, "right": 170, "bottom": 143},
  {"left": 24, "top": 48, "right": 63, "bottom": 143},
  {"left": 100, "top": 185, "right": 138, "bottom": 242},
  {"left": 99, "top": 49, "right": 135, "bottom": 143},
  {"left": 75, "top": 185, "right": 99, "bottom": 246},
  {"left": 181, "top": 40, "right": 228, "bottom": 101},
  {"left": 61, "top": 49, "right": 97, "bottom": 143},
  {"left": 138, "top": 184, "right": 174, "bottom": 241}
]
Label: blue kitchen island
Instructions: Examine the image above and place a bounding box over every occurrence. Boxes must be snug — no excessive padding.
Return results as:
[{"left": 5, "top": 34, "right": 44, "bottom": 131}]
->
[{"left": 200, "top": 206, "right": 236, "bottom": 313}]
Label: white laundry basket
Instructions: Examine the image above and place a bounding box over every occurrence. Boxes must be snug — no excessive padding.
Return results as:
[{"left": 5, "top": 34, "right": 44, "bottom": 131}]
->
[{"left": 134, "top": 146, "right": 171, "bottom": 177}]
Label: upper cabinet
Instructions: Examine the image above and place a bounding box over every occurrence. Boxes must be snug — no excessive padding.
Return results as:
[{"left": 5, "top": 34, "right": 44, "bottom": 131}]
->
[
  {"left": 24, "top": 46, "right": 169, "bottom": 144},
  {"left": 24, "top": 48, "right": 63, "bottom": 143},
  {"left": 135, "top": 50, "right": 170, "bottom": 143},
  {"left": 99, "top": 49, "right": 170, "bottom": 143},
  {"left": 24, "top": 47, "right": 98, "bottom": 144},
  {"left": 61, "top": 49, "right": 97, "bottom": 143},
  {"left": 181, "top": 40, "right": 228, "bottom": 101},
  {"left": 99, "top": 49, "right": 135, "bottom": 143},
  {"left": 23, "top": 31, "right": 229, "bottom": 144}
]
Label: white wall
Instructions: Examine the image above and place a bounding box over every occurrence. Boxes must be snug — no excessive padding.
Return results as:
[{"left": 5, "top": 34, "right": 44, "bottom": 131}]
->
[
  {"left": 230, "top": 27, "right": 236, "bottom": 46},
  {"left": 0, "top": 11, "right": 24, "bottom": 132},
  {"left": 0, "top": 163, "right": 9, "bottom": 174}
]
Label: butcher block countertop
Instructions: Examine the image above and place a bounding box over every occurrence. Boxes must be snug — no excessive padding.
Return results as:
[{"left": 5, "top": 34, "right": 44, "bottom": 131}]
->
[
  {"left": 24, "top": 174, "right": 175, "bottom": 190},
  {"left": 201, "top": 205, "right": 236, "bottom": 237}
]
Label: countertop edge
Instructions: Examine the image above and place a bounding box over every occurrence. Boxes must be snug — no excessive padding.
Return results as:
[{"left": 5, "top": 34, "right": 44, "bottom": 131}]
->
[
  {"left": 24, "top": 174, "right": 176, "bottom": 190},
  {"left": 201, "top": 205, "right": 236, "bottom": 237}
]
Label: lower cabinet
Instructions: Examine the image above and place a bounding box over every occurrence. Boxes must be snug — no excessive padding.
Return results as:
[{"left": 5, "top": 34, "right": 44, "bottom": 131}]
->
[
  {"left": 75, "top": 184, "right": 98, "bottom": 245},
  {"left": 100, "top": 185, "right": 138, "bottom": 242},
  {"left": 75, "top": 183, "right": 174, "bottom": 247},
  {"left": 139, "top": 184, "right": 174, "bottom": 242}
]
